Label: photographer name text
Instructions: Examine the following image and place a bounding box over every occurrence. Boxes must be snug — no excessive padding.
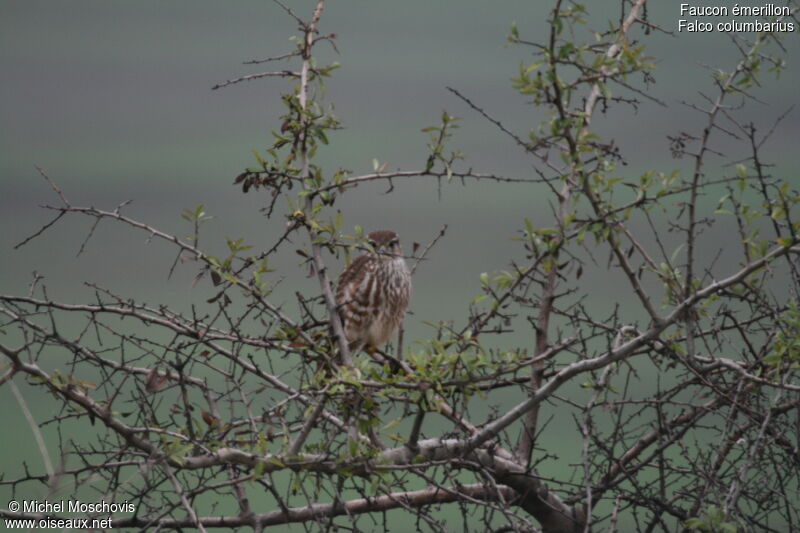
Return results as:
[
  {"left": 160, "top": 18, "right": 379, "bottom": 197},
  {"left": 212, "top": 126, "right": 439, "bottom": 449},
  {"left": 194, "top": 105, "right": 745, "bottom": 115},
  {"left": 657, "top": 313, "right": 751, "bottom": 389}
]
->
[
  {"left": 19, "top": 499, "right": 135, "bottom": 514},
  {"left": 5, "top": 499, "right": 135, "bottom": 529}
]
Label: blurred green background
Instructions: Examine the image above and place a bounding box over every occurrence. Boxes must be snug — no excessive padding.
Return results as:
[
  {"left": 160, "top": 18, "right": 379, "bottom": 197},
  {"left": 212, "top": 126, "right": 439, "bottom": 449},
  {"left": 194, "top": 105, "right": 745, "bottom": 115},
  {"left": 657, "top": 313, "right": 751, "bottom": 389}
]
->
[{"left": 1, "top": 0, "right": 798, "bottom": 530}]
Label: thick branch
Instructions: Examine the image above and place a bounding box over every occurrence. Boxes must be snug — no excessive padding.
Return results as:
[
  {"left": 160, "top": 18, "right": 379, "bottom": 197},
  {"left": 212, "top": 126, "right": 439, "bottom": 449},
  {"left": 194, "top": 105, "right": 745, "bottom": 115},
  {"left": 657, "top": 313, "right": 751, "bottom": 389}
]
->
[
  {"left": 468, "top": 242, "right": 800, "bottom": 454},
  {"left": 1, "top": 484, "right": 516, "bottom": 530}
]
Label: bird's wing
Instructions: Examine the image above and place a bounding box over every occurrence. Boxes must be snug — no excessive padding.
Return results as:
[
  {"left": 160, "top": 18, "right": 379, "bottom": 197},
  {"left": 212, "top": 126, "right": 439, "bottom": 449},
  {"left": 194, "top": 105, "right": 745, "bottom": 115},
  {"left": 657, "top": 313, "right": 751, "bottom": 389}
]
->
[{"left": 335, "top": 254, "right": 371, "bottom": 305}]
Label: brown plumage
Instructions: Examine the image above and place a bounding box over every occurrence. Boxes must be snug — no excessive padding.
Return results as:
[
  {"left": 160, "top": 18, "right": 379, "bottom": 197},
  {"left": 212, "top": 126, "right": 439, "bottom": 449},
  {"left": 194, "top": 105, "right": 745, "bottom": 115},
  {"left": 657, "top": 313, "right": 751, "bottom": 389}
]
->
[{"left": 335, "top": 230, "right": 412, "bottom": 357}]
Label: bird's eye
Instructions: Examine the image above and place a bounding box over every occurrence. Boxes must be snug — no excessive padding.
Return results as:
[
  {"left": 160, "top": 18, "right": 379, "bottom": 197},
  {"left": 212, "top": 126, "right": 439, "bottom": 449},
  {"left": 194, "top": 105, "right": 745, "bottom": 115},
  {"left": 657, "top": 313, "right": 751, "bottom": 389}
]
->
[
  {"left": 390, "top": 239, "right": 399, "bottom": 247},
  {"left": 368, "top": 240, "right": 376, "bottom": 248}
]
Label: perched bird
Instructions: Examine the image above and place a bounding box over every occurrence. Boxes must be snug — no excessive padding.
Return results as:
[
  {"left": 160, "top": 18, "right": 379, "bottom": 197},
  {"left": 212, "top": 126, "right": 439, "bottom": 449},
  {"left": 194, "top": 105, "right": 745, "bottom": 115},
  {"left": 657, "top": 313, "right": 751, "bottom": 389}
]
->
[{"left": 335, "top": 230, "right": 411, "bottom": 358}]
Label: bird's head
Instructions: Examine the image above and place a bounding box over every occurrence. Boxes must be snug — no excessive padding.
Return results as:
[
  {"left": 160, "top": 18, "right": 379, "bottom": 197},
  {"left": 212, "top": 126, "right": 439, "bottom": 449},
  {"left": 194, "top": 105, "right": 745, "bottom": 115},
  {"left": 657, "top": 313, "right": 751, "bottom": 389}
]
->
[{"left": 367, "top": 230, "right": 402, "bottom": 258}]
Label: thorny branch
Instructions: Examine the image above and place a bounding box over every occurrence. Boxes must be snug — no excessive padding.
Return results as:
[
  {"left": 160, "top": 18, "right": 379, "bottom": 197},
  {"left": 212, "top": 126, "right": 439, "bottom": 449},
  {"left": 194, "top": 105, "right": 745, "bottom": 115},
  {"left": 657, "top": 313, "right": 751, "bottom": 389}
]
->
[{"left": 2, "top": 1, "right": 800, "bottom": 532}]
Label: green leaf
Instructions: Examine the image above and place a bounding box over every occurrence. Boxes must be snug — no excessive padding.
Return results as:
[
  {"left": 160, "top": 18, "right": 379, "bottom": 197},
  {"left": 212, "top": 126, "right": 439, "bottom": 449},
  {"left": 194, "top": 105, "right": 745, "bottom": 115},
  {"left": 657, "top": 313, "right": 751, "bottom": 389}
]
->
[
  {"left": 525, "top": 218, "right": 533, "bottom": 233},
  {"left": 382, "top": 418, "right": 402, "bottom": 431},
  {"left": 670, "top": 243, "right": 685, "bottom": 264},
  {"left": 267, "top": 456, "right": 285, "bottom": 467},
  {"left": 472, "top": 293, "right": 487, "bottom": 305}
]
